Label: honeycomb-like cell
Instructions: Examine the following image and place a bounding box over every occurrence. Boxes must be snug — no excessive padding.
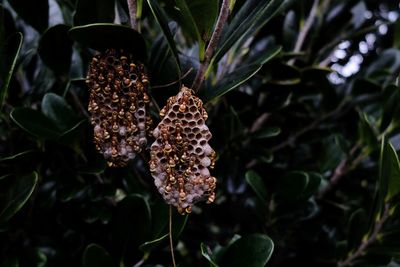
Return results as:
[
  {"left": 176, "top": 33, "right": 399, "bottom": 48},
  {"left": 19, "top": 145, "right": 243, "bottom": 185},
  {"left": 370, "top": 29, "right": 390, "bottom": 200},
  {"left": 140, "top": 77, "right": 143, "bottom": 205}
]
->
[
  {"left": 86, "top": 49, "right": 152, "bottom": 167},
  {"left": 149, "top": 86, "right": 216, "bottom": 214}
]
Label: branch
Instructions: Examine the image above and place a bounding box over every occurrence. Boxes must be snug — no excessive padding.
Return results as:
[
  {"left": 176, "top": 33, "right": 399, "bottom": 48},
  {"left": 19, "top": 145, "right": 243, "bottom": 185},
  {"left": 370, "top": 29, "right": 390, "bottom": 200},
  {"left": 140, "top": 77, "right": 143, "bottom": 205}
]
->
[
  {"left": 127, "top": 0, "right": 138, "bottom": 30},
  {"left": 337, "top": 204, "right": 391, "bottom": 267},
  {"left": 288, "top": 0, "right": 320, "bottom": 65},
  {"left": 192, "top": 0, "right": 230, "bottom": 92}
]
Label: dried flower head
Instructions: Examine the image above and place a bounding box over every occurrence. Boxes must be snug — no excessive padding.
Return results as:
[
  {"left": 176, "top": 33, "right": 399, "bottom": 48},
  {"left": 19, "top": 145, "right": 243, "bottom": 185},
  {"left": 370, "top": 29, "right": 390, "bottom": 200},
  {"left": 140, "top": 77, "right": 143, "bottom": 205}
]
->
[
  {"left": 149, "top": 86, "right": 216, "bottom": 214},
  {"left": 86, "top": 49, "right": 152, "bottom": 167}
]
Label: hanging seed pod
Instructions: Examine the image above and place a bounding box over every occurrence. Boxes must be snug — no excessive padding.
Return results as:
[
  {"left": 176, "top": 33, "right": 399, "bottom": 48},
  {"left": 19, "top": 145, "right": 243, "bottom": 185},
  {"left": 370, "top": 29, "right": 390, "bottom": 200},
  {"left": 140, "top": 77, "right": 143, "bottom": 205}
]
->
[
  {"left": 86, "top": 48, "right": 152, "bottom": 167},
  {"left": 149, "top": 86, "right": 217, "bottom": 214}
]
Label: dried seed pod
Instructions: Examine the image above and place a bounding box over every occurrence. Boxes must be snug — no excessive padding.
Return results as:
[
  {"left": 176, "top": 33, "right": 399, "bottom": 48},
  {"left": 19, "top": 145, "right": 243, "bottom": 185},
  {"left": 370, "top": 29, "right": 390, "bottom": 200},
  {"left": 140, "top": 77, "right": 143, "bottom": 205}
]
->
[
  {"left": 87, "top": 48, "right": 152, "bottom": 167},
  {"left": 150, "top": 86, "right": 217, "bottom": 214}
]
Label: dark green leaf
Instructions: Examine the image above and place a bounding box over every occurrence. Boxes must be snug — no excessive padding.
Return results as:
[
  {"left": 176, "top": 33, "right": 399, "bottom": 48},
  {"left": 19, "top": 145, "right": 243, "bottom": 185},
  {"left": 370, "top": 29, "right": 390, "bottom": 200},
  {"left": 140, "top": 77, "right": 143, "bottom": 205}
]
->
[
  {"left": 219, "top": 234, "right": 274, "bottom": 267},
  {"left": 347, "top": 208, "right": 368, "bottom": 250},
  {"left": 0, "top": 32, "right": 23, "bottom": 109},
  {"left": 69, "top": 23, "right": 147, "bottom": 61},
  {"left": 0, "top": 172, "right": 38, "bottom": 223},
  {"left": 74, "top": 0, "right": 115, "bottom": 26},
  {"left": 201, "top": 243, "right": 219, "bottom": 267},
  {"left": 214, "top": 0, "right": 290, "bottom": 63},
  {"left": 139, "top": 234, "right": 169, "bottom": 253},
  {"left": 203, "top": 46, "right": 281, "bottom": 102},
  {"left": 275, "top": 171, "right": 320, "bottom": 203},
  {"left": 38, "top": 25, "right": 73, "bottom": 75},
  {"left": 82, "top": 244, "right": 113, "bottom": 267},
  {"left": 380, "top": 138, "right": 400, "bottom": 203},
  {"left": 41, "top": 93, "right": 80, "bottom": 132},
  {"left": 245, "top": 170, "right": 268, "bottom": 202},
  {"left": 358, "top": 113, "right": 378, "bottom": 153},
  {"left": 381, "top": 84, "right": 400, "bottom": 132},
  {"left": 10, "top": 108, "right": 60, "bottom": 140},
  {"left": 8, "top": 0, "right": 48, "bottom": 32},
  {"left": 186, "top": 0, "right": 218, "bottom": 40},
  {"left": 146, "top": 0, "right": 181, "bottom": 74}
]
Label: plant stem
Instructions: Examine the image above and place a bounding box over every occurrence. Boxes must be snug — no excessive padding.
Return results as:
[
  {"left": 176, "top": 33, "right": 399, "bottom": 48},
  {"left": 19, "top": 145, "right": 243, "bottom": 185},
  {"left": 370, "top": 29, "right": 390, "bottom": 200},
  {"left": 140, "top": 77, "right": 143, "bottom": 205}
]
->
[
  {"left": 337, "top": 203, "right": 391, "bottom": 267},
  {"left": 288, "top": 0, "right": 320, "bottom": 65},
  {"left": 192, "top": 0, "right": 230, "bottom": 92},
  {"left": 169, "top": 205, "right": 177, "bottom": 267},
  {"left": 127, "top": 0, "right": 138, "bottom": 30}
]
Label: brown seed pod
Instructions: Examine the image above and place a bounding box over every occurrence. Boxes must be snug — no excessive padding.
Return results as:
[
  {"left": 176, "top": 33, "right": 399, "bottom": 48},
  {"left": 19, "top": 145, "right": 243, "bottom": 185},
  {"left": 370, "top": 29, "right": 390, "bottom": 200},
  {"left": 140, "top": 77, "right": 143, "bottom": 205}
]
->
[
  {"left": 149, "top": 86, "right": 217, "bottom": 214},
  {"left": 86, "top": 49, "right": 152, "bottom": 167}
]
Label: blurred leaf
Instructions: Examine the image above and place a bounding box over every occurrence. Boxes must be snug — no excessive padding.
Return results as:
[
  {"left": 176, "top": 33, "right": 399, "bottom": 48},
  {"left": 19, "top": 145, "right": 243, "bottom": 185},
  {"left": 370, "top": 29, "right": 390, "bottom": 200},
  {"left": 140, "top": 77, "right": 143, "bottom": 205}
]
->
[
  {"left": 8, "top": 0, "right": 48, "bottom": 32},
  {"left": 139, "top": 234, "right": 169, "bottom": 253},
  {"left": 74, "top": 0, "right": 115, "bottom": 25},
  {"left": 275, "top": 171, "right": 321, "bottom": 203},
  {"left": 10, "top": 108, "right": 60, "bottom": 140},
  {"left": 358, "top": 113, "right": 378, "bottom": 153},
  {"left": 283, "top": 10, "right": 297, "bottom": 51},
  {"left": 147, "top": 0, "right": 181, "bottom": 74},
  {"left": 0, "top": 32, "right": 23, "bottom": 109},
  {"left": 219, "top": 234, "right": 274, "bottom": 267},
  {"left": 0, "top": 172, "right": 38, "bottom": 223},
  {"left": 252, "top": 127, "right": 281, "bottom": 139},
  {"left": 78, "top": 155, "right": 107, "bottom": 175},
  {"left": 69, "top": 23, "right": 147, "bottom": 61},
  {"left": 0, "top": 257, "right": 19, "bottom": 267},
  {"left": 41, "top": 93, "right": 80, "bottom": 132},
  {"left": 213, "top": 0, "right": 290, "bottom": 63},
  {"left": 82, "top": 244, "right": 113, "bottom": 267},
  {"left": 38, "top": 24, "right": 73, "bottom": 75},
  {"left": 245, "top": 170, "right": 268, "bottom": 202},
  {"left": 201, "top": 243, "right": 219, "bottom": 267}
]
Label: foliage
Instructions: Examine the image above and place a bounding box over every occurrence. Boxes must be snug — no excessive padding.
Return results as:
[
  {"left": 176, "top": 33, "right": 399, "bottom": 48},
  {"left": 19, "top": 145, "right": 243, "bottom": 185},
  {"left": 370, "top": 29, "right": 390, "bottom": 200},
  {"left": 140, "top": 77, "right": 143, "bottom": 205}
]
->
[{"left": 1, "top": 0, "right": 400, "bottom": 266}]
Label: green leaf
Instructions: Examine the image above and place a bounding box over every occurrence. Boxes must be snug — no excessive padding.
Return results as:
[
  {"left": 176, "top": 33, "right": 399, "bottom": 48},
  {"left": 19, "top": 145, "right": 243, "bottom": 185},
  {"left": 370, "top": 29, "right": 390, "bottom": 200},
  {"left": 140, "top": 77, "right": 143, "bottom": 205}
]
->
[
  {"left": 74, "top": 0, "right": 115, "bottom": 26},
  {"left": 347, "top": 208, "right": 368, "bottom": 250},
  {"left": 41, "top": 93, "right": 80, "bottom": 132},
  {"left": 0, "top": 172, "right": 38, "bottom": 223},
  {"left": 82, "top": 244, "right": 113, "bottom": 267},
  {"left": 252, "top": 127, "right": 281, "bottom": 139},
  {"left": 275, "top": 171, "right": 321, "bottom": 203},
  {"left": 201, "top": 243, "right": 219, "bottom": 267},
  {"left": 213, "top": 0, "right": 290, "bottom": 63},
  {"left": 10, "top": 108, "right": 61, "bottom": 140},
  {"left": 69, "top": 23, "right": 147, "bottom": 61},
  {"left": 245, "top": 170, "right": 268, "bottom": 202},
  {"left": 139, "top": 234, "right": 169, "bottom": 253},
  {"left": 0, "top": 32, "right": 23, "bottom": 109},
  {"left": 8, "top": 0, "right": 48, "bottom": 32},
  {"left": 358, "top": 113, "right": 378, "bottom": 153},
  {"left": 38, "top": 25, "right": 73, "bottom": 75},
  {"left": 219, "top": 234, "right": 274, "bottom": 267},
  {"left": 379, "top": 137, "right": 400, "bottom": 203},
  {"left": 381, "top": 84, "right": 400, "bottom": 132},
  {"left": 202, "top": 46, "right": 281, "bottom": 102},
  {"left": 146, "top": 0, "right": 181, "bottom": 74}
]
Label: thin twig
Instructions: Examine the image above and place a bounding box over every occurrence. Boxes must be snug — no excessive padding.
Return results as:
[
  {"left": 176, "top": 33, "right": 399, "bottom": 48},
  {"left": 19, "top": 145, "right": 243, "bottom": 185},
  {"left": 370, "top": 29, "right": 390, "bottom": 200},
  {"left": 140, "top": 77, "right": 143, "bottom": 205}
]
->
[
  {"left": 191, "top": 0, "right": 230, "bottom": 92},
  {"left": 337, "top": 203, "right": 391, "bottom": 267},
  {"left": 169, "top": 205, "right": 177, "bottom": 267},
  {"left": 288, "top": 0, "right": 320, "bottom": 65},
  {"left": 317, "top": 144, "right": 360, "bottom": 198},
  {"left": 152, "top": 68, "right": 193, "bottom": 89},
  {"left": 127, "top": 0, "right": 138, "bottom": 30}
]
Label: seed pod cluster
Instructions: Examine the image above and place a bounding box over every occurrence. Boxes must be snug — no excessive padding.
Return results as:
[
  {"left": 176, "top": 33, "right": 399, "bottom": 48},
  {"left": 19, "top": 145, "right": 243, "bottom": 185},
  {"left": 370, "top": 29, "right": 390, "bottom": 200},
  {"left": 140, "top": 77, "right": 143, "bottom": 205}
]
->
[
  {"left": 86, "top": 49, "right": 152, "bottom": 167},
  {"left": 149, "top": 86, "right": 216, "bottom": 214}
]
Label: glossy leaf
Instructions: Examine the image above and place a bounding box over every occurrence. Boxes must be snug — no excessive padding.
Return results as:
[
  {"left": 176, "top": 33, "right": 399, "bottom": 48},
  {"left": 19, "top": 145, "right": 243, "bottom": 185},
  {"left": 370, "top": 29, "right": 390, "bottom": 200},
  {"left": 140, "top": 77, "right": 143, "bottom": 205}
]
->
[
  {"left": 69, "top": 23, "right": 147, "bottom": 61},
  {"left": 82, "top": 244, "right": 113, "bottom": 267},
  {"left": 202, "top": 46, "right": 281, "bottom": 102},
  {"left": 38, "top": 25, "right": 73, "bottom": 75},
  {"left": 219, "top": 234, "right": 274, "bottom": 267},
  {"left": 245, "top": 170, "right": 268, "bottom": 202},
  {"left": 146, "top": 0, "right": 181, "bottom": 74},
  {"left": 10, "top": 108, "right": 60, "bottom": 140},
  {"left": 8, "top": 0, "right": 48, "bottom": 32},
  {"left": 379, "top": 138, "right": 400, "bottom": 203},
  {"left": 186, "top": 0, "right": 218, "bottom": 40},
  {"left": 201, "top": 243, "right": 219, "bottom": 267},
  {"left": 0, "top": 32, "right": 23, "bottom": 109},
  {"left": 74, "top": 0, "right": 115, "bottom": 26},
  {"left": 0, "top": 172, "right": 38, "bottom": 223},
  {"left": 214, "top": 0, "right": 290, "bottom": 63},
  {"left": 41, "top": 93, "right": 80, "bottom": 132}
]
